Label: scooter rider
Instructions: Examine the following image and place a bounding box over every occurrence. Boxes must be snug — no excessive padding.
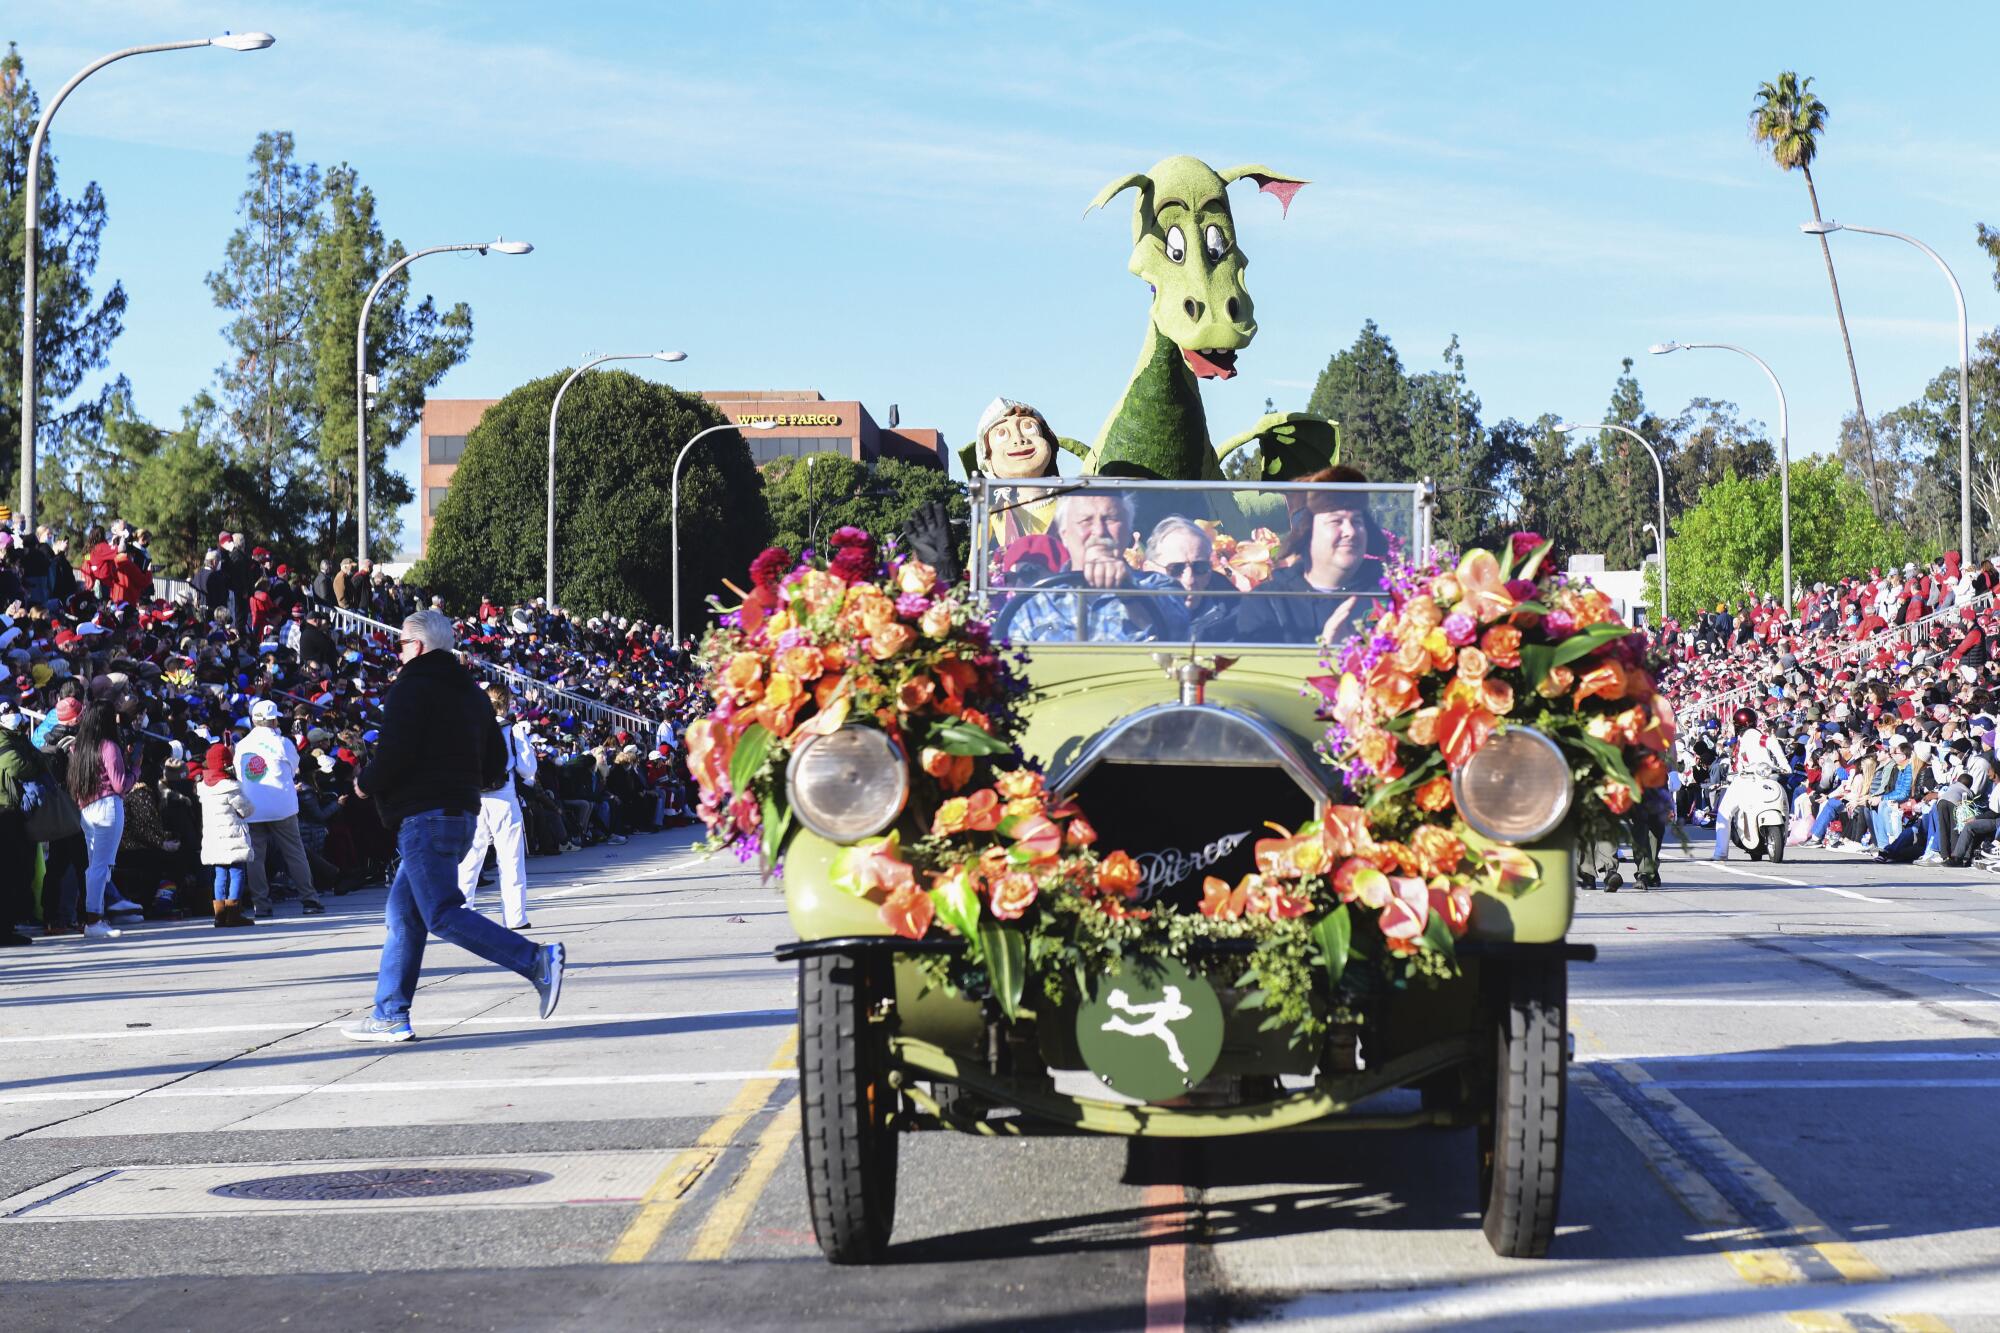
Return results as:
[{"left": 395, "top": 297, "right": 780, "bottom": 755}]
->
[{"left": 1713, "top": 706, "right": 1784, "bottom": 861}]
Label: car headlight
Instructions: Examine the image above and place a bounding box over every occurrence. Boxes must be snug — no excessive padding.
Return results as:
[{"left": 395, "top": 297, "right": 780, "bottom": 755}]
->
[
  {"left": 786, "top": 727, "right": 910, "bottom": 842},
  {"left": 1450, "top": 727, "right": 1572, "bottom": 845}
]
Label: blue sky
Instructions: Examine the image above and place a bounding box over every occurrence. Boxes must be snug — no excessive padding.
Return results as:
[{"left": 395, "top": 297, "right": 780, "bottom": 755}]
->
[{"left": 13, "top": 1, "right": 2000, "bottom": 553}]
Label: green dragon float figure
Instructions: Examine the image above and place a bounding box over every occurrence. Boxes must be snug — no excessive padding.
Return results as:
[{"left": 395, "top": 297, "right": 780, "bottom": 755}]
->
[{"left": 1082, "top": 155, "right": 1340, "bottom": 482}]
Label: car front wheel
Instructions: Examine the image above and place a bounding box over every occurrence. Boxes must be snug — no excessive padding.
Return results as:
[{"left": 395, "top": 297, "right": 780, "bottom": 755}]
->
[
  {"left": 1478, "top": 956, "right": 1566, "bottom": 1258},
  {"left": 799, "top": 951, "right": 899, "bottom": 1264}
]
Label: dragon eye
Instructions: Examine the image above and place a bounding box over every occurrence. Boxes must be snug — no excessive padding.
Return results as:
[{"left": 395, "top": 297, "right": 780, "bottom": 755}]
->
[
  {"left": 1204, "top": 224, "right": 1227, "bottom": 261},
  {"left": 1164, "top": 225, "right": 1186, "bottom": 264}
]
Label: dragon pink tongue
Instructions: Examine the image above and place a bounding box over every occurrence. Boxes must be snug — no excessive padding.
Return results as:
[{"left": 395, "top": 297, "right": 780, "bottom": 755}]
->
[{"left": 1184, "top": 348, "right": 1238, "bottom": 380}]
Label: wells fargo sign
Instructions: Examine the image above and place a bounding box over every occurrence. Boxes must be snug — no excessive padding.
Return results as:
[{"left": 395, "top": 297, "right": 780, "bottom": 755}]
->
[{"left": 734, "top": 413, "right": 843, "bottom": 427}]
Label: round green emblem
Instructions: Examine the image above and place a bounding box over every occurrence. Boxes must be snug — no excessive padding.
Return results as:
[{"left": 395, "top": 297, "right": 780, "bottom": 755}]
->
[{"left": 1076, "top": 956, "right": 1224, "bottom": 1103}]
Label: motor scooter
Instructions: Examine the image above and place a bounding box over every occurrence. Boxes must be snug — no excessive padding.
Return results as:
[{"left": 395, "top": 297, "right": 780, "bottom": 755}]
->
[{"left": 1726, "top": 761, "right": 1790, "bottom": 862}]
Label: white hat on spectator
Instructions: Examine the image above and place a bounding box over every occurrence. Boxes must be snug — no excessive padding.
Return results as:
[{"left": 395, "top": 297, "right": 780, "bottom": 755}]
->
[{"left": 250, "top": 698, "right": 282, "bottom": 723}]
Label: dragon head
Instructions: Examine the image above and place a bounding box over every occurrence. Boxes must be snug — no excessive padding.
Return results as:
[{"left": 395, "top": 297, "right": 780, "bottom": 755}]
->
[{"left": 1086, "top": 156, "right": 1306, "bottom": 381}]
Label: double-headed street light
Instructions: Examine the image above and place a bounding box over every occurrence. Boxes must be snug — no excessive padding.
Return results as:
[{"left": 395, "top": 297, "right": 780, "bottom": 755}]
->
[
  {"left": 1651, "top": 340, "right": 1792, "bottom": 617},
  {"left": 1802, "top": 220, "right": 1973, "bottom": 565},
  {"left": 545, "top": 351, "right": 687, "bottom": 608},
  {"left": 672, "top": 420, "right": 776, "bottom": 643},
  {"left": 18, "top": 31, "right": 276, "bottom": 533},
  {"left": 355, "top": 238, "right": 532, "bottom": 563},
  {"left": 1555, "top": 422, "right": 1670, "bottom": 621}
]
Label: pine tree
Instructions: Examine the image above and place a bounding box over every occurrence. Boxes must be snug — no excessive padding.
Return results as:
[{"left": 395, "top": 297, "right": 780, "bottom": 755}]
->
[
  {"left": 1306, "top": 319, "right": 1410, "bottom": 479},
  {"left": 0, "top": 44, "right": 129, "bottom": 507}
]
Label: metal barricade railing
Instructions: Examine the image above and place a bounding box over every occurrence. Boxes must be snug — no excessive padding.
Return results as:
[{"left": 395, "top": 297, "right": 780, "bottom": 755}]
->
[
  {"left": 1670, "top": 589, "right": 1996, "bottom": 727},
  {"left": 325, "top": 607, "right": 661, "bottom": 735}
]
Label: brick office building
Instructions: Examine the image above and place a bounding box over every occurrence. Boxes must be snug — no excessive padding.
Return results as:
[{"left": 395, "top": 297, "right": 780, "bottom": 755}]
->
[{"left": 416, "top": 390, "right": 945, "bottom": 555}]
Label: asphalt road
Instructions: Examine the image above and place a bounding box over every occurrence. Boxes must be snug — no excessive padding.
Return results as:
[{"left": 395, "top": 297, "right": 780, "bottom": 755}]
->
[{"left": 5, "top": 828, "right": 2000, "bottom": 1331}]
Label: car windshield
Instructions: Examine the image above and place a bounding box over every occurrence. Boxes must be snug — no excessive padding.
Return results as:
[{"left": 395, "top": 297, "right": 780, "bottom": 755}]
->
[{"left": 972, "top": 478, "right": 1428, "bottom": 648}]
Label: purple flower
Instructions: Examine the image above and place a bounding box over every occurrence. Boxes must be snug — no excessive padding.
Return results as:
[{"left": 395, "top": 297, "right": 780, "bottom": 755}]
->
[
  {"left": 1443, "top": 611, "right": 1478, "bottom": 646},
  {"left": 896, "top": 592, "right": 932, "bottom": 618},
  {"left": 1543, "top": 609, "right": 1577, "bottom": 639},
  {"left": 1504, "top": 578, "right": 1539, "bottom": 602}
]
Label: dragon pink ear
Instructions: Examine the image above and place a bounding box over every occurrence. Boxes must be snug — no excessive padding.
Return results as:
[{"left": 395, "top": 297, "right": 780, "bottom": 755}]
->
[{"left": 1218, "top": 165, "right": 1309, "bottom": 219}]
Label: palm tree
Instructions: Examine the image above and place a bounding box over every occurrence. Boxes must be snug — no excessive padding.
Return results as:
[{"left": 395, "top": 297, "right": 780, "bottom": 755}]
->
[{"left": 1751, "top": 72, "right": 1880, "bottom": 513}]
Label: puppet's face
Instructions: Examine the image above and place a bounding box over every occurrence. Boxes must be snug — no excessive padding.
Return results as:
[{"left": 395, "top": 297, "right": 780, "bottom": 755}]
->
[{"left": 980, "top": 412, "right": 1054, "bottom": 479}]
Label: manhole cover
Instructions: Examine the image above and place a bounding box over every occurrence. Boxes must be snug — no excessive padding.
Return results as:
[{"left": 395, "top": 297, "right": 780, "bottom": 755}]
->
[{"left": 210, "top": 1167, "right": 552, "bottom": 1202}]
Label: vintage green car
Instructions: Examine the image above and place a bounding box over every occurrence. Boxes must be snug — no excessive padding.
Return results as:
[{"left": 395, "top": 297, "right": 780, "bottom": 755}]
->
[{"left": 773, "top": 477, "right": 1591, "bottom": 1264}]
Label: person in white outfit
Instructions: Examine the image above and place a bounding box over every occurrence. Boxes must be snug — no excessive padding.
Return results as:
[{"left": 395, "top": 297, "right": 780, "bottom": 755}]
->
[
  {"left": 238, "top": 699, "right": 324, "bottom": 916},
  {"left": 459, "top": 683, "right": 535, "bottom": 929}
]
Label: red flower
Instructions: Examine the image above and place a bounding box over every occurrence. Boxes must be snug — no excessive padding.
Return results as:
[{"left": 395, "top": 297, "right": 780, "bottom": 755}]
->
[
  {"left": 879, "top": 884, "right": 934, "bottom": 939},
  {"left": 749, "top": 547, "right": 793, "bottom": 591}
]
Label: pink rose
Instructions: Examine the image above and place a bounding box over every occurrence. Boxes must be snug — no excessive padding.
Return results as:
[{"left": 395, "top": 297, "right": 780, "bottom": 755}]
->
[
  {"left": 1442, "top": 611, "right": 1478, "bottom": 647},
  {"left": 1543, "top": 609, "right": 1577, "bottom": 639}
]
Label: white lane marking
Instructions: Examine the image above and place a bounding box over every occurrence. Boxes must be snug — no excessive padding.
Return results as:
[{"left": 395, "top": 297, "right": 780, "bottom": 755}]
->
[
  {"left": 1653, "top": 1078, "right": 2000, "bottom": 1090},
  {"left": 0, "top": 1068, "right": 800, "bottom": 1106},
  {"left": 1706, "top": 861, "right": 1894, "bottom": 903},
  {"left": 1582, "top": 1050, "right": 2000, "bottom": 1065},
  {"left": 0, "top": 1006, "right": 795, "bottom": 1045}
]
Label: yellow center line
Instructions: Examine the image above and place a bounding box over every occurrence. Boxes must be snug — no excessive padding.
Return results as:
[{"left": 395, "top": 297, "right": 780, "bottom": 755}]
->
[
  {"left": 684, "top": 1095, "right": 802, "bottom": 1261},
  {"left": 607, "top": 1030, "right": 797, "bottom": 1263}
]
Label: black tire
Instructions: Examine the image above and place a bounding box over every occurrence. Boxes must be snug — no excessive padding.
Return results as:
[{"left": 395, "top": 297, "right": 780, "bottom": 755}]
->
[
  {"left": 1478, "top": 957, "right": 1566, "bottom": 1258},
  {"left": 798, "top": 952, "right": 898, "bottom": 1264},
  {"left": 1765, "top": 826, "right": 1786, "bottom": 863},
  {"left": 1745, "top": 822, "right": 1766, "bottom": 860}
]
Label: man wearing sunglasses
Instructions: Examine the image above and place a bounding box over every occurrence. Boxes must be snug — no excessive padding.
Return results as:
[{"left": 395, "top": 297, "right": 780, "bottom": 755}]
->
[{"left": 344, "top": 610, "right": 564, "bottom": 1043}]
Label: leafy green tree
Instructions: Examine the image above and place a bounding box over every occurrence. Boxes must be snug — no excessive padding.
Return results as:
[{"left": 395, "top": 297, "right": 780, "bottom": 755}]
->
[
  {"left": 301, "top": 163, "right": 471, "bottom": 555},
  {"left": 1306, "top": 319, "right": 1410, "bottom": 479},
  {"left": 0, "top": 44, "right": 129, "bottom": 502},
  {"left": 1661, "top": 398, "right": 1773, "bottom": 516},
  {"left": 1753, "top": 71, "right": 1877, "bottom": 510},
  {"left": 416, "top": 369, "right": 770, "bottom": 622},
  {"left": 1410, "top": 335, "right": 1493, "bottom": 549},
  {"left": 763, "top": 454, "right": 967, "bottom": 561},
  {"left": 1665, "top": 458, "right": 1917, "bottom": 619}
]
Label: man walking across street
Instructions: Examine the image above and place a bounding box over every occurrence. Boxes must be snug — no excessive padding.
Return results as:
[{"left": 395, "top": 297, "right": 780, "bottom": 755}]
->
[
  {"left": 238, "top": 700, "right": 325, "bottom": 917},
  {"left": 459, "top": 683, "right": 536, "bottom": 930},
  {"left": 346, "top": 611, "right": 564, "bottom": 1043}
]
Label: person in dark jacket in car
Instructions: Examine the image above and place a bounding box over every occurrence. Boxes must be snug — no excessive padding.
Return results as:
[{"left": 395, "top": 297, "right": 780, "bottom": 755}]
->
[{"left": 343, "top": 610, "right": 565, "bottom": 1042}]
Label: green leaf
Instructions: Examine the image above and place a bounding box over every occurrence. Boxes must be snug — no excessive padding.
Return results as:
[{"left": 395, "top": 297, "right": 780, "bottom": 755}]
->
[
  {"left": 759, "top": 793, "right": 793, "bottom": 869},
  {"left": 1571, "top": 730, "right": 1640, "bottom": 794},
  {"left": 1311, "top": 905, "right": 1353, "bottom": 993},
  {"left": 1420, "top": 911, "right": 1458, "bottom": 962},
  {"left": 980, "top": 922, "right": 1028, "bottom": 1020},
  {"left": 1516, "top": 538, "right": 1554, "bottom": 581},
  {"left": 1550, "top": 623, "right": 1631, "bottom": 670},
  {"left": 729, "top": 722, "right": 774, "bottom": 796},
  {"left": 1518, "top": 642, "right": 1556, "bottom": 696},
  {"left": 1365, "top": 751, "right": 1443, "bottom": 812},
  {"left": 929, "top": 719, "right": 1011, "bottom": 757},
  {"left": 929, "top": 874, "right": 985, "bottom": 964}
]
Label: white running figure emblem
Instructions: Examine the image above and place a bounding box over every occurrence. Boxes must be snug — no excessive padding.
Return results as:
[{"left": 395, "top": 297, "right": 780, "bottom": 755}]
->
[{"left": 1099, "top": 986, "right": 1195, "bottom": 1073}]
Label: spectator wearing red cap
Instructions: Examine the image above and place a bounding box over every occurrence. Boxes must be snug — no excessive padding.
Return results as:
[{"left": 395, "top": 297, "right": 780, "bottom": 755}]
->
[{"left": 198, "top": 743, "right": 256, "bottom": 927}]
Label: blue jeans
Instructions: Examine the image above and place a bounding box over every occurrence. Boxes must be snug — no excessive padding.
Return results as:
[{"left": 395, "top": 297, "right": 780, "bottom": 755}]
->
[
  {"left": 1810, "top": 799, "right": 1845, "bottom": 841},
  {"left": 372, "top": 811, "right": 540, "bottom": 1022},
  {"left": 213, "top": 864, "right": 245, "bottom": 901}
]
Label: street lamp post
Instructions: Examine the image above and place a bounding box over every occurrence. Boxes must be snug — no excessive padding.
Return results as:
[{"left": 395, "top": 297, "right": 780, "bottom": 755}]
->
[
  {"left": 355, "top": 238, "right": 532, "bottom": 564},
  {"left": 545, "top": 350, "right": 687, "bottom": 607},
  {"left": 1802, "top": 220, "right": 1973, "bottom": 564},
  {"left": 18, "top": 31, "right": 275, "bottom": 533},
  {"left": 672, "top": 420, "right": 775, "bottom": 643},
  {"left": 1555, "top": 422, "right": 1670, "bottom": 620},
  {"left": 1650, "top": 340, "right": 1792, "bottom": 616}
]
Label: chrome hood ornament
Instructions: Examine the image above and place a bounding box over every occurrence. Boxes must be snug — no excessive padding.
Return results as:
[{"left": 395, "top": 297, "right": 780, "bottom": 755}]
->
[{"left": 1151, "top": 648, "right": 1238, "bottom": 706}]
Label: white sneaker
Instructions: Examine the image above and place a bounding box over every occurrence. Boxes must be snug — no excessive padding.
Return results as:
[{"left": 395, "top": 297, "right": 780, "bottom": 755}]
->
[
  {"left": 105, "top": 898, "right": 143, "bottom": 918},
  {"left": 83, "top": 921, "right": 122, "bottom": 940}
]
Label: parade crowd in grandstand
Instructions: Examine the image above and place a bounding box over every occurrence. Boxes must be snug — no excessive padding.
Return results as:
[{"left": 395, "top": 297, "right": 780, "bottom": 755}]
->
[
  {"left": 1660, "top": 551, "right": 2000, "bottom": 871},
  {"left": 0, "top": 519, "right": 708, "bottom": 946}
]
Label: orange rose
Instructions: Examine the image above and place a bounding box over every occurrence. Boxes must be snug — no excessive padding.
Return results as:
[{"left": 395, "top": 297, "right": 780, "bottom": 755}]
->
[
  {"left": 1455, "top": 646, "right": 1490, "bottom": 683},
  {"left": 1402, "top": 594, "right": 1444, "bottom": 631},
  {"left": 821, "top": 640, "right": 849, "bottom": 670},
  {"left": 920, "top": 602, "right": 954, "bottom": 639},
  {"left": 1355, "top": 726, "right": 1404, "bottom": 779},
  {"left": 1097, "top": 849, "right": 1141, "bottom": 897},
  {"left": 897, "top": 674, "right": 936, "bottom": 713},
  {"left": 996, "top": 770, "right": 1044, "bottom": 800},
  {"left": 723, "top": 652, "right": 763, "bottom": 695},
  {"left": 758, "top": 672, "right": 807, "bottom": 737},
  {"left": 778, "top": 645, "right": 824, "bottom": 681},
  {"left": 896, "top": 560, "right": 938, "bottom": 596},
  {"left": 1480, "top": 624, "right": 1522, "bottom": 668},
  {"left": 1406, "top": 707, "right": 1441, "bottom": 746},
  {"left": 988, "top": 872, "right": 1039, "bottom": 921},
  {"left": 868, "top": 622, "right": 916, "bottom": 660},
  {"left": 1408, "top": 824, "right": 1466, "bottom": 879},
  {"left": 1598, "top": 779, "right": 1636, "bottom": 815},
  {"left": 921, "top": 746, "right": 973, "bottom": 792},
  {"left": 1535, "top": 664, "right": 1575, "bottom": 699},
  {"left": 1415, "top": 775, "right": 1455, "bottom": 813},
  {"left": 1481, "top": 677, "right": 1516, "bottom": 716},
  {"left": 1066, "top": 814, "right": 1099, "bottom": 847},
  {"left": 1429, "top": 573, "right": 1463, "bottom": 604},
  {"left": 1391, "top": 636, "right": 1433, "bottom": 676},
  {"left": 1573, "top": 660, "right": 1629, "bottom": 707},
  {"left": 1369, "top": 668, "right": 1422, "bottom": 716}
]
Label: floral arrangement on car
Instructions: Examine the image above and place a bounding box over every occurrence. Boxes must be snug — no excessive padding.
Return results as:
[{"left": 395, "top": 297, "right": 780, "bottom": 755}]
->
[
  {"left": 688, "top": 526, "right": 1627, "bottom": 1045},
  {"left": 1315, "top": 531, "right": 1675, "bottom": 895}
]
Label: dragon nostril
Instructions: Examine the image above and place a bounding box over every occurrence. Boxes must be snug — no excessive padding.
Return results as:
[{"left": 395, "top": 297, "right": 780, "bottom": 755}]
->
[
  {"left": 1226, "top": 297, "right": 1240, "bottom": 321},
  {"left": 1183, "top": 298, "right": 1200, "bottom": 321}
]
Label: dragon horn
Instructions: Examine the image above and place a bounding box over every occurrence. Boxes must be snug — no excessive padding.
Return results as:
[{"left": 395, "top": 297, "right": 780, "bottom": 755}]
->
[
  {"left": 1218, "top": 165, "right": 1309, "bottom": 219},
  {"left": 1084, "top": 171, "right": 1155, "bottom": 244}
]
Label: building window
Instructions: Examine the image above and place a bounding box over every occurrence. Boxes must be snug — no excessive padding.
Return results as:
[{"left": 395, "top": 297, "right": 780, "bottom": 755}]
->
[
  {"left": 427, "top": 486, "right": 449, "bottom": 515},
  {"left": 428, "top": 434, "right": 467, "bottom": 464},
  {"left": 751, "top": 436, "right": 850, "bottom": 464}
]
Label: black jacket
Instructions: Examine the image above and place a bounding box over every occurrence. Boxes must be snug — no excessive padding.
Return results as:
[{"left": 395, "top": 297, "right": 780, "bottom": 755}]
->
[
  {"left": 357, "top": 649, "right": 504, "bottom": 827},
  {"left": 297, "top": 623, "right": 338, "bottom": 669}
]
